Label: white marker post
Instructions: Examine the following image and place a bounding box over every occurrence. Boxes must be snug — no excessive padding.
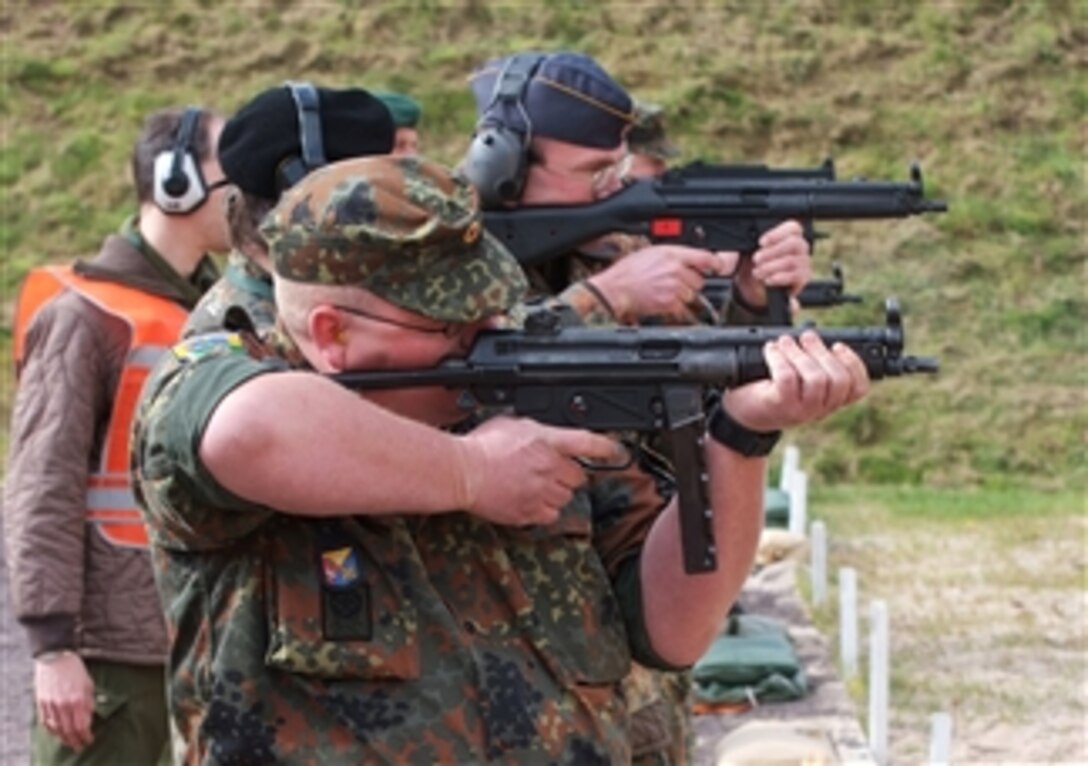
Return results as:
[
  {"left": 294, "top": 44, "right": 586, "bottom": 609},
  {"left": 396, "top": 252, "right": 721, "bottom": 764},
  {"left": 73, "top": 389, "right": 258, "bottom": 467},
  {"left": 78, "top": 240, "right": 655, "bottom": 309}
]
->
[
  {"left": 810, "top": 520, "right": 827, "bottom": 606},
  {"left": 839, "top": 568, "right": 858, "bottom": 678},
  {"left": 928, "top": 711, "right": 953, "bottom": 765},
  {"left": 779, "top": 443, "right": 800, "bottom": 491},
  {"left": 787, "top": 470, "right": 808, "bottom": 537},
  {"left": 868, "top": 600, "right": 889, "bottom": 765}
]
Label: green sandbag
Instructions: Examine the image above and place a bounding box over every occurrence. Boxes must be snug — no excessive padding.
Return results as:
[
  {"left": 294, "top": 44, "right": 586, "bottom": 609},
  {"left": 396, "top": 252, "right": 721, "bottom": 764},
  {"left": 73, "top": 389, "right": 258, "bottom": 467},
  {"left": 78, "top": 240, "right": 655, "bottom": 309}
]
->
[
  {"left": 692, "top": 614, "right": 807, "bottom": 704},
  {"left": 763, "top": 487, "right": 791, "bottom": 528}
]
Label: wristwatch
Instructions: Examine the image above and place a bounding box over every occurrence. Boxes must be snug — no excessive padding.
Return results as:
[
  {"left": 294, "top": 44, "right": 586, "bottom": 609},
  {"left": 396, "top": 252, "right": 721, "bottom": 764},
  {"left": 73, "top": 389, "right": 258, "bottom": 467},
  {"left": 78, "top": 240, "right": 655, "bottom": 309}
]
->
[{"left": 707, "top": 403, "right": 781, "bottom": 457}]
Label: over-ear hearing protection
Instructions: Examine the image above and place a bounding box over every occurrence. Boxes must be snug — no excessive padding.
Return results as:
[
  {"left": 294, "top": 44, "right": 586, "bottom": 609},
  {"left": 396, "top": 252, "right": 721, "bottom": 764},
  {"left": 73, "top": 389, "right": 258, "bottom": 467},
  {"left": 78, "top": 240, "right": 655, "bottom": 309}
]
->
[
  {"left": 463, "top": 54, "right": 546, "bottom": 209},
  {"left": 276, "top": 81, "right": 327, "bottom": 192},
  {"left": 153, "top": 107, "right": 208, "bottom": 215}
]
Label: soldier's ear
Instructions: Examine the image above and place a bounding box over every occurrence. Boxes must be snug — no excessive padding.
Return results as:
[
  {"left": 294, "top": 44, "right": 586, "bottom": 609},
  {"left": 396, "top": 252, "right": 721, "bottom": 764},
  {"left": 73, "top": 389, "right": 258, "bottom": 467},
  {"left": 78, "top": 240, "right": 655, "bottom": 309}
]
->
[{"left": 310, "top": 306, "right": 350, "bottom": 370}]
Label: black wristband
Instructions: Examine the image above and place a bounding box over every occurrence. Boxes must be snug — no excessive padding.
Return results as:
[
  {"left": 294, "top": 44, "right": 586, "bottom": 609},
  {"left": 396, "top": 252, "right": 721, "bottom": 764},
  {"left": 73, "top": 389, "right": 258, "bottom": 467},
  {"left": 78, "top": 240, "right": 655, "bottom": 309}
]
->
[
  {"left": 706, "top": 403, "right": 781, "bottom": 457},
  {"left": 579, "top": 279, "right": 619, "bottom": 321}
]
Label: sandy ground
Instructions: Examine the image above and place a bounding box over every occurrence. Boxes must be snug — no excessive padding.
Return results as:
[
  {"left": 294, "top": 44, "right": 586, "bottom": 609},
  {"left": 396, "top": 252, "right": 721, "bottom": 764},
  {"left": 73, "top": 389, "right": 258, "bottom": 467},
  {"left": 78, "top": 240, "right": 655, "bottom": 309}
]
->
[
  {"left": 693, "top": 539, "right": 1088, "bottom": 765},
  {"left": 833, "top": 515, "right": 1088, "bottom": 765}
]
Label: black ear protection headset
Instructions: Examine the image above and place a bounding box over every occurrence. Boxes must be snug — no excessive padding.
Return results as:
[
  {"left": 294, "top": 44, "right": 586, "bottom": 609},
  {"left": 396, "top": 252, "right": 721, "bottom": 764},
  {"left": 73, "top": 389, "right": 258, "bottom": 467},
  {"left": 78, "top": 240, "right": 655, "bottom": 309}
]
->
[
  {"left": 153, "top": 106, "right": 208, "bottom": 214},
  {"left": 276, "top": 81, "right": 327, "bottom": 192},
  {"left": 462, "top": 53, "right": 546, "bottom": 209}
]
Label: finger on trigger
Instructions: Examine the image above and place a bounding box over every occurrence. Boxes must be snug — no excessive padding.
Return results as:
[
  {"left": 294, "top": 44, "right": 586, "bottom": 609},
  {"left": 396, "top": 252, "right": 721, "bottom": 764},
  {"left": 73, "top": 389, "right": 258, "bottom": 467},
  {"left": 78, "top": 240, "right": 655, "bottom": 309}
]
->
[
  {"left": 712, "top": 250, "right": 740, "bottom": 275},
  {"left": 556, "top": 428, "right": 622, "bottom": 464},
  {"left": 680, "top": 247, "right": 727, "bottom": 276}
]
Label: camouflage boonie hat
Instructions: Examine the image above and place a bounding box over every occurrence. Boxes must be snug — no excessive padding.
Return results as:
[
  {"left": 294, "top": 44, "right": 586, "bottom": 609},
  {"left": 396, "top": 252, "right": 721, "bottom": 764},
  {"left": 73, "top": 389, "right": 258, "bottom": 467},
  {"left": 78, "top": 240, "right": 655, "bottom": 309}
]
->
[
  {"left": 261, "top": 155, "right": 527, "bottom": 322},
  {"left": 627, "top": 100, "right": 680, "bottom": 160}
]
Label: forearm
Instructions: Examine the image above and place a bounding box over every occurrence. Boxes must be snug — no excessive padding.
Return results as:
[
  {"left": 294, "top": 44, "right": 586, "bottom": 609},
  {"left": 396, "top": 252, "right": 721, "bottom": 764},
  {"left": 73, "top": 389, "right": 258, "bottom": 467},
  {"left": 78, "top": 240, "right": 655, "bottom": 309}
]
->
[
  {"left": 201, "top": 372, "right": 473, "bottom": 517},
  {"left": 638, "top": 439, "right": 765, "bottom": 665}
]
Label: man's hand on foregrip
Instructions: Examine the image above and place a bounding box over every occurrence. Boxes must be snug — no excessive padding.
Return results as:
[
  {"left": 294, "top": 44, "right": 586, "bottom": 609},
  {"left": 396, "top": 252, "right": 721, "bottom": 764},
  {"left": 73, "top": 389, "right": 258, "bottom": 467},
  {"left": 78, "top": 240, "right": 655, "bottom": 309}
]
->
[{"left": 722, "top": 331, "right": 871, "bottom": 433}]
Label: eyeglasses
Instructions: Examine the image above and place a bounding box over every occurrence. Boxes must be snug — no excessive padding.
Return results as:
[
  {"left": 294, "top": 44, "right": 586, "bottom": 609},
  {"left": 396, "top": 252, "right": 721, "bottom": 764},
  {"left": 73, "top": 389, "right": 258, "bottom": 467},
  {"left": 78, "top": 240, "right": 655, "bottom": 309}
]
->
[
  {"left": 532, "top": 151, "right": 633, "bottom": 196},
  {"left": 600, "top": 152, "right": 635, "bottom": 189},
  {"left": 206, "top": 178, "right": 231, "bottom": 193},
  {"left": 332, "top": 304, "right": 461, "bottom": 338}
]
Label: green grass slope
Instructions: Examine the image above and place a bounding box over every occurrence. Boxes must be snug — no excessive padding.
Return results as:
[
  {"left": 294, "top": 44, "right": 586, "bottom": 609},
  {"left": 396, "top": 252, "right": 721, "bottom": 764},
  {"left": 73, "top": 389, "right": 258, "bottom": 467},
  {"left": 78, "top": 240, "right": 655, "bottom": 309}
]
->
[{"left": 2, "top": 0, "right": 1084, "bottom": 489}]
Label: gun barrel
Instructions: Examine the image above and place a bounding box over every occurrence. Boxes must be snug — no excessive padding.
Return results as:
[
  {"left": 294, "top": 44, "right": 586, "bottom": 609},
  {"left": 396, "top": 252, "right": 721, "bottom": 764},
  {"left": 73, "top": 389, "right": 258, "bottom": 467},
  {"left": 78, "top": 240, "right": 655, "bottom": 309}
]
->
[{"left": 896, "top": 356, "right": 941, "bottom": 374}]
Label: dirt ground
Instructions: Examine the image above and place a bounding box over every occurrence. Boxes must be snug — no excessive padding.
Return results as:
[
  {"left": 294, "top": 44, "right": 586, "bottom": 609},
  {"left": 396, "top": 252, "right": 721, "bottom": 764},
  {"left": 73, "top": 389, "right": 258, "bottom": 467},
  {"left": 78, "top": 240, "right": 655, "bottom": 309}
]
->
[
  {"left": 831, "top": 514, "right": 1088, "bottom": 765},
  {"left": 691, "top": 521, "right": 1088, "bottom": 765}
]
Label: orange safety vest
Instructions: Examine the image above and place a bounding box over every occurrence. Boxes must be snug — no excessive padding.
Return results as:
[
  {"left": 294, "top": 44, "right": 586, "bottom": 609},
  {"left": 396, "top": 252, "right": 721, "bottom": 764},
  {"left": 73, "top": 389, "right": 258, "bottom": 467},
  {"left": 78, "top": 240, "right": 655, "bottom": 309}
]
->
[{"left": 13, "top": 265, "right": 188, "bottom": 549}]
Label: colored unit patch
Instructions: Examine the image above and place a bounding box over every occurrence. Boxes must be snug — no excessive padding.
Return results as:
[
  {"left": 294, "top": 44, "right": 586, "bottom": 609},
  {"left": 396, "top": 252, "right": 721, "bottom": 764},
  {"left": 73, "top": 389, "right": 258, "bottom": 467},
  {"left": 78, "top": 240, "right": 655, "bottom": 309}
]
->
[
  {"left": 322, "top": 546, "right": 361, "bottom": 588},
  {"left": 171, "top": 333, "right": 244, "bottom": 362}
]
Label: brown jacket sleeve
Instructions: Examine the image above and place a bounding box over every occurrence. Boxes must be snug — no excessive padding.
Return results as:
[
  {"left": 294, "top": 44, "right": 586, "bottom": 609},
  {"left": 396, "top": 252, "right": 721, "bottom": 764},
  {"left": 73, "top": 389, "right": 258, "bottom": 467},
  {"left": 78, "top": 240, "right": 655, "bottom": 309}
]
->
[{"left": 2, "top": 293, "right": 126, "bottom": 654}]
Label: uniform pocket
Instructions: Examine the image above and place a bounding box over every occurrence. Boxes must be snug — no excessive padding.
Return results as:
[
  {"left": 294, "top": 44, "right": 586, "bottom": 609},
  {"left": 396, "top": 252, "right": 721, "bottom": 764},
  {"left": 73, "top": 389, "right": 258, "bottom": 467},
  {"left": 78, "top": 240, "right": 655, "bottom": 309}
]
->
[
  {"left": 506, "top": 494, "right": 632, "bottom": 686},
  {"left": 92, "top": 684, "right": 128, "bottom": 721},
  {"left": 263, "top": 518, "right": 421, "bottom": 681}
]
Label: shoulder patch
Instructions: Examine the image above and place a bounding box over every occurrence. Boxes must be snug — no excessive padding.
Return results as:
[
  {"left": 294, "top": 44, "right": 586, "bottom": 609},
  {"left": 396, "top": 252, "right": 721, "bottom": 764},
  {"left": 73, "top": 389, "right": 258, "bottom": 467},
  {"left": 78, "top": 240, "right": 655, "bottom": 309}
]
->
[{"left": 171, "top": 332, "right": 246, "bottom": 363}]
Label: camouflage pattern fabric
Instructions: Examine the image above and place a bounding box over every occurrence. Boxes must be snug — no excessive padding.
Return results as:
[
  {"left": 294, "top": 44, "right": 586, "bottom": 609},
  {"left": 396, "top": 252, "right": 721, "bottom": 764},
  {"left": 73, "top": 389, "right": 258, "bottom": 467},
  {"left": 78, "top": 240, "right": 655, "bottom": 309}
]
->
[
  {"left": 182, "top": 251, "right": 278, "bottom": 339},
  {"left": 522, "top": 240, "right": 742, "bottom": 766},
  {"left": 130, "top": 327, "right": 677, "bottom": 764},
  {"left": 261, "top": 155, "right": 527, "bottom": 322}
]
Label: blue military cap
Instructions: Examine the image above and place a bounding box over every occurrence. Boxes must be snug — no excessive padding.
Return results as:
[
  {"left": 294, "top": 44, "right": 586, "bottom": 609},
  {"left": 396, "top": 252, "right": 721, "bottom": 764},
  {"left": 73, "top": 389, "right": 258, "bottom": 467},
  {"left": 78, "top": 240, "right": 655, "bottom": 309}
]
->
[{"left": 470, "top": 51, "right": 635, "bottom": 150}]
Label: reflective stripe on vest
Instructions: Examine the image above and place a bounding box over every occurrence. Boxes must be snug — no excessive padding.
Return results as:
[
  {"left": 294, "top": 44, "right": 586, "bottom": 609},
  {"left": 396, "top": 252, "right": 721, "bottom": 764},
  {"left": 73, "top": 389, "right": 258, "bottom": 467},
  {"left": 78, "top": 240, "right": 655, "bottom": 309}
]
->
[{"left": 13, "top": 265, "right": 188, "bottom": 549}]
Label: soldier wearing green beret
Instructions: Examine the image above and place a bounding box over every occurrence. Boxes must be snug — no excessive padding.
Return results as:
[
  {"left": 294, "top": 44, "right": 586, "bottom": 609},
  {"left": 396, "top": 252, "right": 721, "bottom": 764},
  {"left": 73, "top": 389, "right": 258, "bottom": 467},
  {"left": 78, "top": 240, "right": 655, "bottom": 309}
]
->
[
  {"left": 131, "top": 154, "right": 870, "bottom": 763},
  {"left": 374, "top": 89, "right": 423, "bottom": 156}
]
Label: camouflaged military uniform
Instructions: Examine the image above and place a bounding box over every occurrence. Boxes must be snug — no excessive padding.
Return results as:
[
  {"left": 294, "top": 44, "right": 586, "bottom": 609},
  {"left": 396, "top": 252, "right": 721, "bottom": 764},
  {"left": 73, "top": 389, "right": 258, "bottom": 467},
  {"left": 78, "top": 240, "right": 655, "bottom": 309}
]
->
[
  {"left": 182, "top": 250, "right": 277, "bottom": 339},
  {"left": 133, "top": 325, "right": 677, "bottom": 765},
  {"left": 524, "top": 238, "right": 774, "bottom": 766},
  {"left": 132, "top": 156, "right": 682, "bottom": 765}
]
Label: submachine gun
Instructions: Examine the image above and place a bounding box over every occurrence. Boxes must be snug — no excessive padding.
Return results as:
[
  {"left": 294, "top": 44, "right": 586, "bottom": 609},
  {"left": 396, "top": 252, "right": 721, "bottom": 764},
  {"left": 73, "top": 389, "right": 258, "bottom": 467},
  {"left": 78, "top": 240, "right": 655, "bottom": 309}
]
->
[
  {"left": 334, "top": 300, "right": 938, "bottom": 575},
  {"left": 483, "top": 159, "right": 946, "bottom": 323}
]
